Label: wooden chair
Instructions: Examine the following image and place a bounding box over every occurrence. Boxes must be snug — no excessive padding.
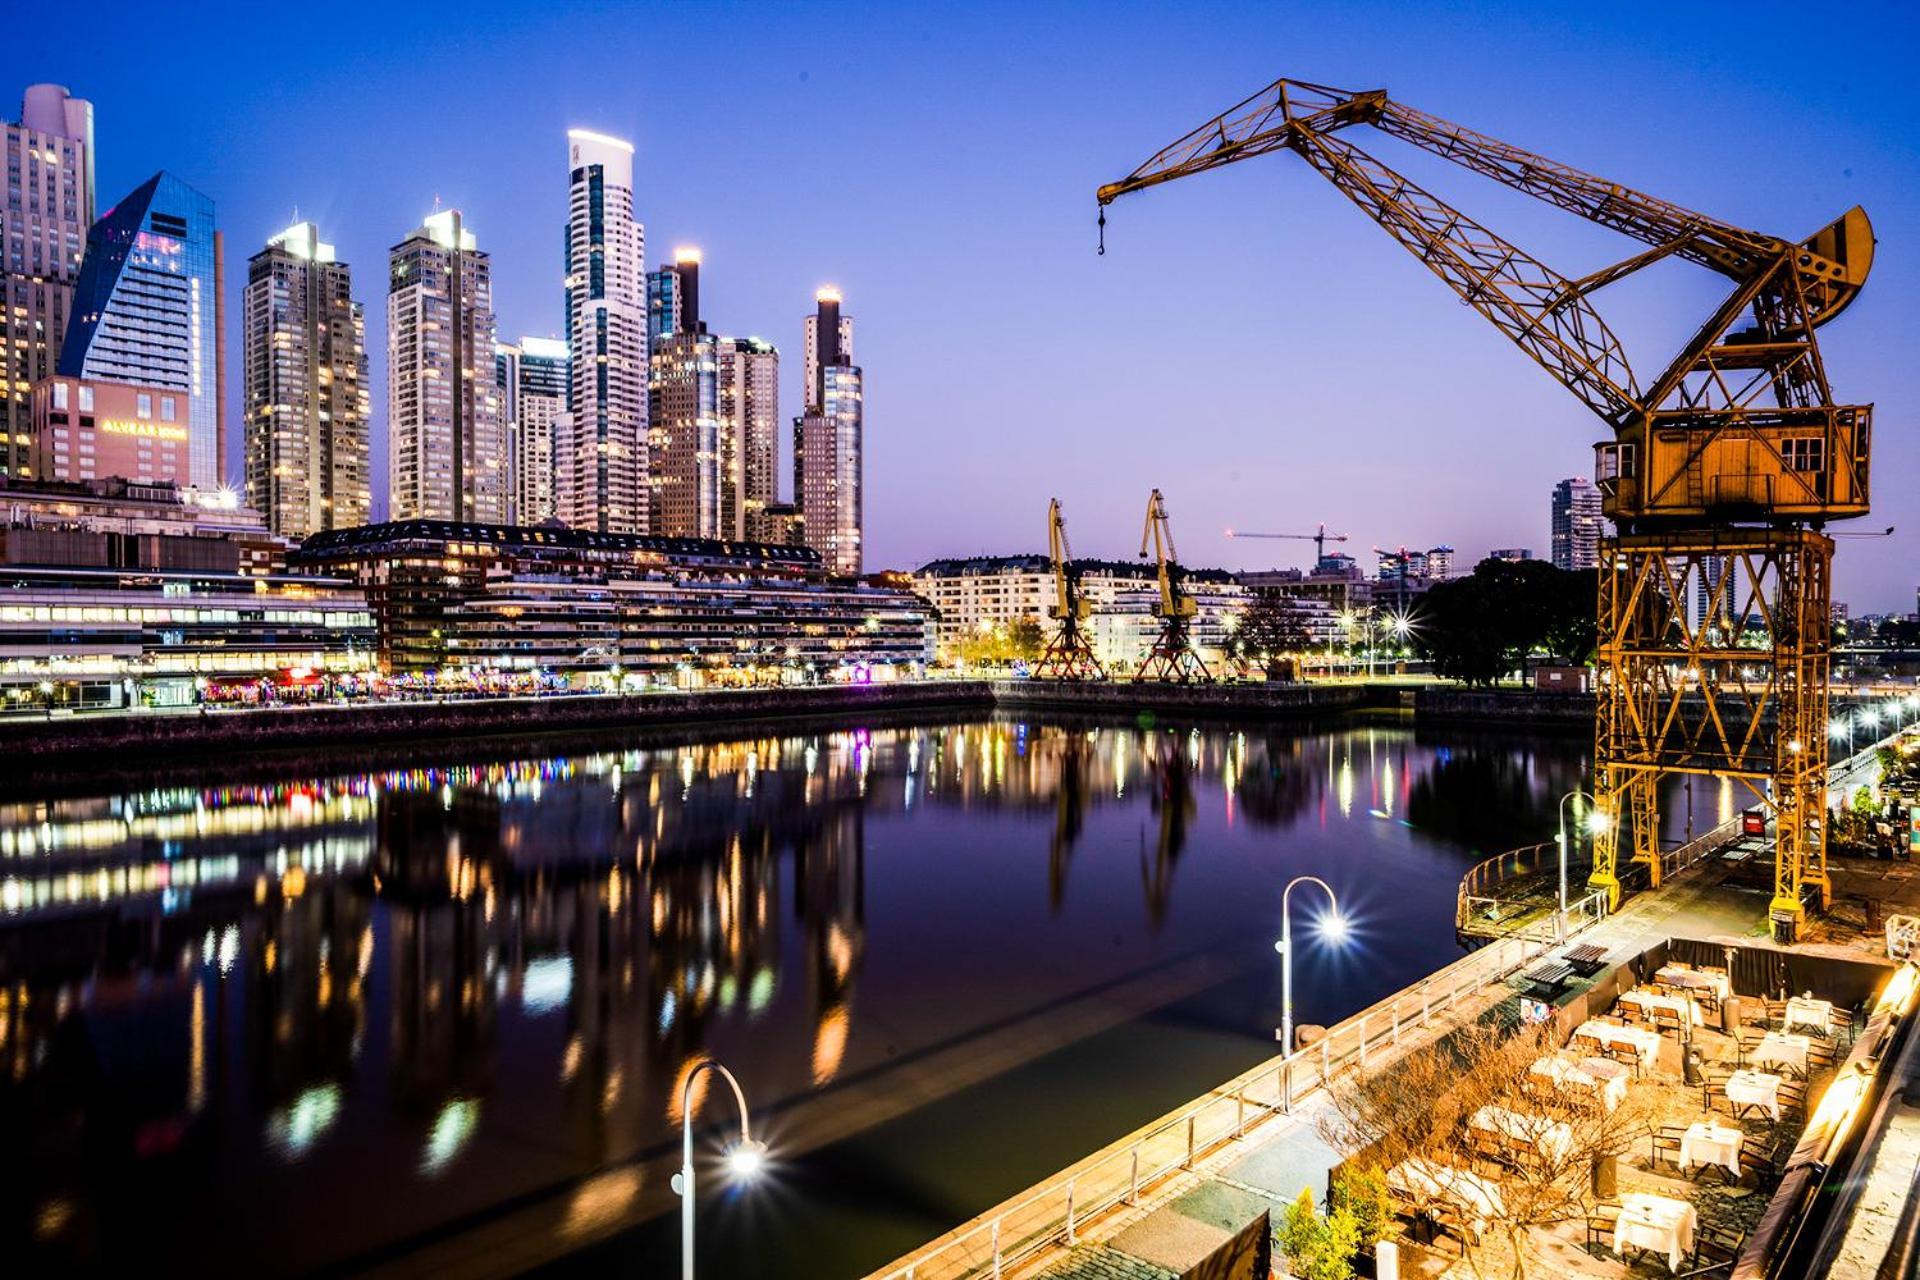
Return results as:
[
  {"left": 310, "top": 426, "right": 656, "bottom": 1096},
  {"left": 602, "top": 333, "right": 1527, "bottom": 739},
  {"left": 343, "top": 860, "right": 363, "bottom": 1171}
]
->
[
  {"left": 1651, "top": 1004, "right": 1687, "bottom": 1037},
  {"left": 1607, "top": 1041, "right": 1643, "bottom": 1075},
  {"left": 1702, "top": 1070, "right": 1732, "bottom": 1114},
  {"left": 1651, "top": 1125, "right": 1685, "bottom": 1170},
  {"left": 1738, "top": 1142, "right": 1771, "bottom": 1186},
  {"left": 1619, "top": 1000, "right": 1649, "bottom": 1026},
  {"left": 1466, "top": 1126, "right": 1508, "bottom": 1171},
  {"left": 1431, "top": 1202, "right": 1478, "bottom": 1252},
  {"left": 1763, "top": 997, "right": 1788, "bottom": 1025},
  {"left": 1694, "top": 1223, "right": 1747, "bottom": 1267},
  {"left": 1809, "top": 1039, "right": 1837, "bottom": 1072},
  {"left": 1585, "top": 1202, "right": 1622, "bottom": 1252},
  {"left": 1778, "top": 1080, "right": 1808, "bottom": 1115}
]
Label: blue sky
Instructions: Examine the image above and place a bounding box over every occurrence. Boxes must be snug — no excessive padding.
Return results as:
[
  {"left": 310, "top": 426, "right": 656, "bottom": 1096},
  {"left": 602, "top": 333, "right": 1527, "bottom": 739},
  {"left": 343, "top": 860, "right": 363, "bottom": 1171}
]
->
[{"left": 10, "top": 0, "right": 1917, "bottom": 608}]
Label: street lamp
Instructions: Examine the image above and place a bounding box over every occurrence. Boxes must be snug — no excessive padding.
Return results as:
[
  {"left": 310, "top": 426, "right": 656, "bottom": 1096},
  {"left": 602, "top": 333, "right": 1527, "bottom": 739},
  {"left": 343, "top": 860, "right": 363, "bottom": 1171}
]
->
[
  {"left": 672, "top": 1059, "right": 768, "bottom": 1280},
  {"left": 1556, "top": 791, "right": 1611, "bottom": 921},
  {"left": 1276, "top": 875, "right": 1348, "bottom": 1053}
]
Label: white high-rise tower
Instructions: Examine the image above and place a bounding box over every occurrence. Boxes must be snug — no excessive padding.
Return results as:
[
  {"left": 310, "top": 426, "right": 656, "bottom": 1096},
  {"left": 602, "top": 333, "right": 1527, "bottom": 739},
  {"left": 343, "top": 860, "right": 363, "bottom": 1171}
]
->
[{"left": 561, "top": 129, "right": 647, "bottom": 533}]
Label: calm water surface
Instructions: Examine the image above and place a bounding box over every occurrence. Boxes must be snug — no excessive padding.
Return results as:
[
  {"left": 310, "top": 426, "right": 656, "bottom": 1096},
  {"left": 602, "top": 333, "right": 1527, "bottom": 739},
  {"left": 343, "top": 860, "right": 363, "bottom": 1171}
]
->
[{"left": 0, "top": 714, "right": 1733, "bottom": 1276}]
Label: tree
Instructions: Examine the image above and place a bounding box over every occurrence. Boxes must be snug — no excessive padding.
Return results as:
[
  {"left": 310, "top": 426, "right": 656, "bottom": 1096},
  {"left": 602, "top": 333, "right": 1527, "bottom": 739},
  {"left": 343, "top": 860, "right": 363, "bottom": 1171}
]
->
[
  {"left": 1226, "top": 589, "right": 1313, "bottom": 679},
  {"left": 1319, "top": 1017, "right": 1651, "bottom": 1279},
  {"left": 1280, "top": 1188, "right": 1362, "bottom": 1280},
  {"left": 955, "top": 618, "right": 1046, "bottom": 666},
  {"left": 1411, "top": 560, "right": 1596, "bottom": 686}
]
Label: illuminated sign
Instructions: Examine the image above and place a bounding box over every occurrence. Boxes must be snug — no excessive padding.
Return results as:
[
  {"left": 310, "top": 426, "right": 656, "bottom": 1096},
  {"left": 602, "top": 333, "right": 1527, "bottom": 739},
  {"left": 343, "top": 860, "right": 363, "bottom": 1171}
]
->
[{"left": 99, "top": 420, "right": 188, "bottom": 441}]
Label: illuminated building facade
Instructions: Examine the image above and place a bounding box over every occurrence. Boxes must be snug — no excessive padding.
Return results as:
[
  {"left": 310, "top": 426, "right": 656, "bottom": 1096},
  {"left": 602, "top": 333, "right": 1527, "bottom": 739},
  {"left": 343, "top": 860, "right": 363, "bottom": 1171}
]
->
[
  {"left": 243, "top": 221, "right": 370, "bottom": 538},
  {"left": 911, "top": 554, "right": 1248, "bottom": 667},
  {"left": 31, "top": 374, "right": 191, "bottom": 486},
  {"left": 3, "top": 84, "right": 93, "bottom": 479},
  {"left": 719, "top": 336, "right": 779, "bottom": 543},
  {"left": 647, "top": 250, "right": 721, "bottom": 538},
  {"left": 1550, "top": 475, "right": 1604, "bottom": 572},
  {"left": 495, "top": 336, "right": 568, "bottom": 526},
  {"left": 561, "top": 129, "right": 647, "bottom": 534},
  {"left": 59, "top": 170, "right": 224, "bottom": 490},
  {"left": 389, "top": 210, "right": 503, "bottom": 524},
  {"left": 292, "top": 519, "right": 932, "bottom": 681},
  {"left": 796, "top": 289, "right": 863, "bottom": 577},
  {"left": 0, "top": 475, "right": 371, "bottom": 710}
]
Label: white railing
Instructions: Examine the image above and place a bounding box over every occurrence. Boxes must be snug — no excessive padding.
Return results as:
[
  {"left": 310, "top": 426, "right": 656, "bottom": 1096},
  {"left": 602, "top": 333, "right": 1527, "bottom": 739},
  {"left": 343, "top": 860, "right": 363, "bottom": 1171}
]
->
[{"left": 867, "top": 924, "right": 1600, "bottom": 1280}]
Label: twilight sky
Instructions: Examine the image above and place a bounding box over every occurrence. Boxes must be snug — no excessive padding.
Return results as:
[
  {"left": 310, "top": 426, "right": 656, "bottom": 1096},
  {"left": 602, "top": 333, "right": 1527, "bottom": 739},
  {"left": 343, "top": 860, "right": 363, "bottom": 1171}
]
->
[{"left": 9, "top": 0, "right": 1917, "bottom": 609}]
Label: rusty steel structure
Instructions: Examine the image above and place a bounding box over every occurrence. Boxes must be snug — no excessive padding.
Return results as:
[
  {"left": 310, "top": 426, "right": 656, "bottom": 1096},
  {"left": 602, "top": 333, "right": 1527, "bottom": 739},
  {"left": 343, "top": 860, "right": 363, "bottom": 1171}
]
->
[
  {"left": 1098, "top": 78, "right": 1874, "bottom": 939},
  {"left": 1034, "top": 497, "right": 1106, "bottom": 680},
  {"left": 1136, "top": 488, "right": 1210, "bottom": 683}
]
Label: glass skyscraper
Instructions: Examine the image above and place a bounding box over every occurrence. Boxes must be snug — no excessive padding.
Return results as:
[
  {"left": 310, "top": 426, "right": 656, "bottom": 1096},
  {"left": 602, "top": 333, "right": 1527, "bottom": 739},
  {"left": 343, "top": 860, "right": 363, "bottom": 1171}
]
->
[{"left": 60, "top": 171, "right": 222, "bottom": 490}]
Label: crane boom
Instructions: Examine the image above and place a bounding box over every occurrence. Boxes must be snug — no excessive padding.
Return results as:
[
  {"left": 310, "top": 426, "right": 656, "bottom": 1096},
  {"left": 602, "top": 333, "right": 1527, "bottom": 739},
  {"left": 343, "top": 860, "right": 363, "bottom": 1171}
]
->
[
  {"left": 1135, "top": 490, "right": 1207, "bottom": 683},
  {"left": 1034, "top": 498, "right": 1103, "bottom": 680},
  {"left": 1226, "top": 524, "right": 1349, "bottom": 563},
  {"left": 1098, "top": 74, "right": 1878, "bottom": 939}
]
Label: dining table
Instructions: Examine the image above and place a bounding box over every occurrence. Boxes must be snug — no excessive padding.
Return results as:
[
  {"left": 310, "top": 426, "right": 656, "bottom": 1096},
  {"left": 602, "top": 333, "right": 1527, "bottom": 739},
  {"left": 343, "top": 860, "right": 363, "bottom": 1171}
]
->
[
  {"left": 1725, "top": 1068, "right": 1784, "bottom": 1120},
  {"left": 1678, "top": 1119, "right": 1744, "bottom": 1178},
  {"left": 1386, "top": 1157, "right": 1506, "bottom": 1234},
  {"left": 1784, "top": 995, "right": 1836, "bottom": 1035},
  {"left": 1752, "top": 1030, "right": 1812, "bottom": 1075},
  {"left": 1572, "top": 1018, "right": 1663, "bottom": 1067},
  {"left": 1616, "top": 1193, "right": 1698, "bottom": 1273},
  {"left": 1469, "top": 1104, "right": 1573, "bottom": 1163}
]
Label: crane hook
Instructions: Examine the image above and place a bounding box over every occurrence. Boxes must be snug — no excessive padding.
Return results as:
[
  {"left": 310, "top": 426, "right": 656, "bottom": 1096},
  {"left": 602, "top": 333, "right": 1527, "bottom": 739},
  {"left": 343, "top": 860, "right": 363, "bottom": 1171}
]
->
[{"left": 1097, "top": 207, "right": 1106, "bottom": 256}]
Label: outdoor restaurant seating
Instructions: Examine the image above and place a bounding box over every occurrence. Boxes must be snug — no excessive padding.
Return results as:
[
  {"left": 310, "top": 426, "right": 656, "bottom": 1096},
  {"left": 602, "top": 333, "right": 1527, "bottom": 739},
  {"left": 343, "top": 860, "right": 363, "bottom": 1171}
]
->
[
  {"left": 1572, "top": 1018, "right": 1661, "bottom": 1074},
  {"left": 1386, "top": 1157, "right": 1503, "bottom": 1250},
  {"left": 1529, "top": 1052, "right": 1629, "bottom": 1112},
  {"left": 1749, "top": 1030, "right": 1813, "bottom": 1077},
  {"left": 1586, "top": 1200, "right": 1622, "bottom": 1250}
]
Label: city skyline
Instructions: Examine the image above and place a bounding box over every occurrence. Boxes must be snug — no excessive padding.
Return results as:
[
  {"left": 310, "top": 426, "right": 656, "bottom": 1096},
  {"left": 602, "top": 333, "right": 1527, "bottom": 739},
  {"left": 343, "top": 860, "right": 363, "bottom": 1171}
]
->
[{"left": 4, "top": 2, "right": 1915, "bottom": 607}]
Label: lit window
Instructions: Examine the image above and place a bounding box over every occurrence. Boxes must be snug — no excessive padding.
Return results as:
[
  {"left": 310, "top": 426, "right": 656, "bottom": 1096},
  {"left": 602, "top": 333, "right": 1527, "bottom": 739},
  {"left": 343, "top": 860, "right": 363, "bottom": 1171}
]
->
[
  {"left": 52, "top": 382, "right": 68, "bottom": 410},
  {"left": 137, "top": 394, "right": 153, "bottom": 419},
  {"left": 161, "top": 396, "right": 177, "bottom": 421},
  {"left": 78, "top": 385, "right": 94, "bottom": 412}
]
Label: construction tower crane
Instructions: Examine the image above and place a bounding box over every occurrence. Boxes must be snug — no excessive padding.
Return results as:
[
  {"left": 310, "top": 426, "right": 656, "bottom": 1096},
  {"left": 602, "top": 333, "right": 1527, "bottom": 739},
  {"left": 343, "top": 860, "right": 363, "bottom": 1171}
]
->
[
  {"left": 1099, "top": 78, "right": 1874, "bottom": 940},
  {"left": 1034, "top": 497, "right": 1105, "bottom": 680},
  {"left": 1136, "top": 489, "right": 1211, "bottom": 683},
  {"left": 1226, "top": 523, "right": 1349, "bottom": 564}
]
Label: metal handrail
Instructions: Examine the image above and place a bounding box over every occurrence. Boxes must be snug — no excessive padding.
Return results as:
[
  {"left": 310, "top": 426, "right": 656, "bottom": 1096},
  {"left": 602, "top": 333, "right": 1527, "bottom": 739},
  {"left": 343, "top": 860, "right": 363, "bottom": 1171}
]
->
[{"left": 867, "top": 920, "right": 1602, "bottom": 1280}]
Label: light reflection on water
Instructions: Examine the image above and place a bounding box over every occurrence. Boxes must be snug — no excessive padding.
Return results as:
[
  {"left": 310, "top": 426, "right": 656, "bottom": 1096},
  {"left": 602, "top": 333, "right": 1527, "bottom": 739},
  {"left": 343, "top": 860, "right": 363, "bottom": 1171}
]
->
[{"left": 0, "top": 717, "right": 1712, "bottom": 1276}]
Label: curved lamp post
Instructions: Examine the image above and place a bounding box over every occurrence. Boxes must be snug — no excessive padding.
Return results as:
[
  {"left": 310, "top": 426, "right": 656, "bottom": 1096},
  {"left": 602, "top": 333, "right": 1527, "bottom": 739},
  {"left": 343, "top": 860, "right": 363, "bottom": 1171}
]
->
[
  {"left": 672, "top": 1059, "right": 768, "bottom": 1280},
  {"left": 1277, "top": 875, "right": 1348, "bottom": 1053}
]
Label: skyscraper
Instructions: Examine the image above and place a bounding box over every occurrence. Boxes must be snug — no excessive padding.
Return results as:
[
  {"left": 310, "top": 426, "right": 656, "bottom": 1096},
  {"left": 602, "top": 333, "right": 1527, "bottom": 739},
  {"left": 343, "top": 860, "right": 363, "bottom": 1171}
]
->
[
  {"left": 3, "top": 84, "right": 93, "bottom": 479},
  {"left": 496, "top": 336, "right": 568, "bottom": 525},
  {"left": 795, "top": 287, "right": 863, "bottom": 576},
  {"left": 1550, "top": 476, "right": 1604, "bottom": 571},
  {"left": 242, "top": 221, "right": 369, "bottom": 538},
  {"left": 387, "top": 209, "right": 505, "bottom": 523},
  {"left": 61, "top": 170, "right": 224, "bottom": 490},
  {"left": 647, "top": 248, "right": 721, "bottom": 538},
  {"left": 719, "top": 335, "right": 778, "bottom": 542},
  {"left": 561, "top": 129, "right": 647, "bottom": 533}
]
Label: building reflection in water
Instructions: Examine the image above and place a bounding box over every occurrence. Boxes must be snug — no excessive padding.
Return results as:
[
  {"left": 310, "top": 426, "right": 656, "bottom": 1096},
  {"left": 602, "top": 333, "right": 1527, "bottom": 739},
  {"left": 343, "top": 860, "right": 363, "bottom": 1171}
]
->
[{"left": 0, "top": 720, "right": 1607, "bottom": 1273}]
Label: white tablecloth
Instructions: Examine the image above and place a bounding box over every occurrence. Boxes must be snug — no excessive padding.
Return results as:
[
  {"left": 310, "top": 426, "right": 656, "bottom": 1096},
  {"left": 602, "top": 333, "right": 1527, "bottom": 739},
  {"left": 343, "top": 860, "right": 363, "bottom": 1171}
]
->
[
  {"left": 1655, "top": 965, "right": 1731, "bottom": 999},
  {"left": 1573, "top": 1019, "right": 1663, "bottom": 1065},
  {"left": 1753, "top": 1031, "right": 1811, "bottom": 1074},
  {"left": 1617, "top": 1193, "right": 1698, "bottom": 1273},
  {"left": 1726, "top": 1068, "right": 1783, "bottom": 1120},
  {"left": 1679, "top": 1120, "right": 1743, "bottom": 1177},
  {"left": 1529, "top": 1054, "right": 1629, "bottom": 1112},
  {"left": 1386, "top": 1157, "right": 1505, "bottom": 1231},
  {"left": 1470, "top": 1104, "right": 1573, "bottom": 1163},
  {"left": 1785, "top": 996, "right": 1835, "bottom": 1035},
  {"left": 1620, "top": 987, "right": 1704, "bottom": 1027}
]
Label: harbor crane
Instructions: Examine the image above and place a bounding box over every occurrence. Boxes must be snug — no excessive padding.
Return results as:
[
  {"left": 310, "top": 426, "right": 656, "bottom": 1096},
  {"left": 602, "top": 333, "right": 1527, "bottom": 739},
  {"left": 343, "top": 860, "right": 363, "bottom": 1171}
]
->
[
  {"left": 1225, "top": 523, "right": 1349, "bottom": 564},
  {"left": 1099, "top": 78, "right": 1875, "bottom": 939},
  {"left": 1034, "top": 498, "right": 1105, "bottom": 681},
  {"left": 1136, "top": 489, "right": 1210, "bottom": 683}
]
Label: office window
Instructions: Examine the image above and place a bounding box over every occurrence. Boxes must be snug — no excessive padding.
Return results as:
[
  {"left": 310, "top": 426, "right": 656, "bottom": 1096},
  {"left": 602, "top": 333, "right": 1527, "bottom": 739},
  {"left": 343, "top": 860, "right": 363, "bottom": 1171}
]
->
[
  {"left": 78, "top": 385, "right": 93, "bottom": 412},
  {"left": 52, "top": 382, "right": 68, "bottom": 410},
  {"left": 161, "top": 396, "right": 177, "bottom": 421},
  {"left": 137, "top": 394, "right": 153, "bottom": 420}
]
